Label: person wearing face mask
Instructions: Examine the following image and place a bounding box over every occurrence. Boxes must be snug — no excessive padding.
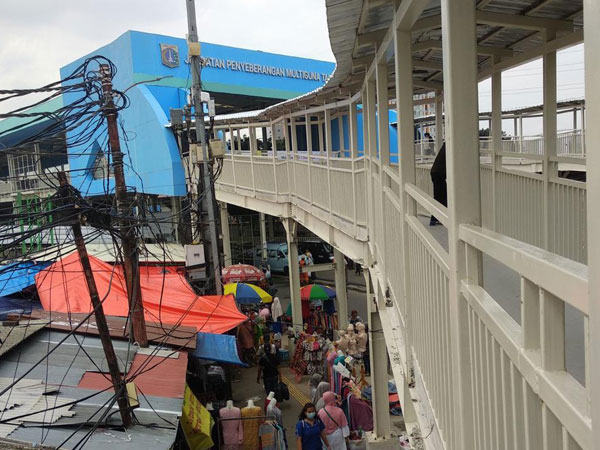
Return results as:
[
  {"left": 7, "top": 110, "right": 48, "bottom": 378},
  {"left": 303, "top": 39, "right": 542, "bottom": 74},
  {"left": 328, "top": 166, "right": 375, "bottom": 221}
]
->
[{"left": 296, "top": 403, "right": 330, "bottom": 450}]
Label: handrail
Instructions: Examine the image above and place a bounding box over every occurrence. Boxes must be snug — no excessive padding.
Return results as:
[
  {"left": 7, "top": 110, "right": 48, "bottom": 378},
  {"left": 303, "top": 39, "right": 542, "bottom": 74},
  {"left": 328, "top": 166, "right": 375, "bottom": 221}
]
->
[
  {"left": 405, "top": 182, "right": 449, "bottom": 227},
  {"left": 459, "top": 224, "right": 588, "bottom": 314}
]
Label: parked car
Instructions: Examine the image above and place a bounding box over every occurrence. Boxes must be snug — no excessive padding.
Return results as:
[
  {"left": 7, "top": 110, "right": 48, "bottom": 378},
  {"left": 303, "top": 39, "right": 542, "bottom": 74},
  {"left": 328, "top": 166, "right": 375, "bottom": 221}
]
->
[{"left": 252, "top": 239, "right": 334, "bottom": 276}]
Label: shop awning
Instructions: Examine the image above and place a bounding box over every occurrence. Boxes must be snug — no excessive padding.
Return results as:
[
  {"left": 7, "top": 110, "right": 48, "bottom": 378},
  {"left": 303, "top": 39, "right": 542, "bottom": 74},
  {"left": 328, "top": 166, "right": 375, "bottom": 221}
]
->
[
  {"left": 193, "top": 332, "right": 247, "bottom": 367},
  {"left": 35, "top": 252, "right": 247, "bottom": 334}
]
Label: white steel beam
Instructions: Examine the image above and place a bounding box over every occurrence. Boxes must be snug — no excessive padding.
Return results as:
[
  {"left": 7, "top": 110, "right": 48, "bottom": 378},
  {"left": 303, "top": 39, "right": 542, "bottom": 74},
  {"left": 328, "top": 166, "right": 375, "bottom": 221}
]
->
[
  {"left": 442, "top": 0, "right": 480, "bottom": 448},
  {"left": 334, "top": 248, "right": 349, "bottom": 329},
  {"left": 413, "top": 39, "right": 514, "bottom": 58},
  {"left": 584, "top": 1, "right": 600, "bottom": 447},
  {"left": 414, "top": 11, "right": 573, "bottom": 33},
  {"left": 219, "top": 202, "right": 232, "bottom": 266}
]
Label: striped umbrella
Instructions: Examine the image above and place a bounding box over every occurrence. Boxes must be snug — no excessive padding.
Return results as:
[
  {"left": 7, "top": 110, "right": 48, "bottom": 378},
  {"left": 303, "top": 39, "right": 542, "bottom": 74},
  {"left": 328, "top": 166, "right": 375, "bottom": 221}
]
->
[
  {"left": 224, "top": 283, "right": 272, "bottom": 305},
  {"left": 300, "top": 284, "right": 336, "bottom": 301}
]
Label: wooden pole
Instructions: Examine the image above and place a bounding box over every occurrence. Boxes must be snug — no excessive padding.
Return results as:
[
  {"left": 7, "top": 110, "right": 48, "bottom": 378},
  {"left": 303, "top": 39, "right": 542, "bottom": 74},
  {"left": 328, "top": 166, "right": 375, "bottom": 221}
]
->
[
  {"left": 57, "top": 172, "right": 132, "bottom": 428},
  {"left": 99, "top": 64, "right": 148, "bottom": 347}
]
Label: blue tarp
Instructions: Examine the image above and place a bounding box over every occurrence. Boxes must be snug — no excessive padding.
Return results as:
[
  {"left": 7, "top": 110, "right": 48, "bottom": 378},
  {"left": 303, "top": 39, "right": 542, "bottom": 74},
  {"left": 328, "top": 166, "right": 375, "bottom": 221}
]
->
[
  {"left": 0, "top": 297, "right": 42, "bottom": 320},
  {"left": 0, "top": 261, "right": 51, "bottom": 297},
  {"left": 193, "top": 332, "right": 247, "bottom": 367}
]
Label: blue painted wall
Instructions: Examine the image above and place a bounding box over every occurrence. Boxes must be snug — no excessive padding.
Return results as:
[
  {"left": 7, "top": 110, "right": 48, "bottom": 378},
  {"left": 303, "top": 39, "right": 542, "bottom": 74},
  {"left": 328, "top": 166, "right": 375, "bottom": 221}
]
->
[{"left": 61, "top": 30, "right": 335, "bottom": 196}]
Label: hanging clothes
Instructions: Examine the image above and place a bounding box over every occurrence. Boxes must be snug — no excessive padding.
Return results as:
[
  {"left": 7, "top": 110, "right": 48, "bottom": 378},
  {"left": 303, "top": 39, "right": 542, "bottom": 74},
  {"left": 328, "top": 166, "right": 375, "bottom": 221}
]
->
[
  {"left": 241, "top": 405, "right": 262, "bottom": 450},
  {"left": 271, "top": 297, "right": 283, "bottom": 320},
  {"left": 219, "top": 406, "right": 243, "bottom": 450},
  {"left": 348, "top": 395, "right": 373, "bottom": 432}
]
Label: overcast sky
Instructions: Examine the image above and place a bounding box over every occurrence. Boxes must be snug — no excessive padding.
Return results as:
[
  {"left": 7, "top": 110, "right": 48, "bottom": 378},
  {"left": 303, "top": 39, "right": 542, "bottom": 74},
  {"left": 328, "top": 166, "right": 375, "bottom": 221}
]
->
[{"left": 0, "top": 1, "right": 585, "bottom": 135}]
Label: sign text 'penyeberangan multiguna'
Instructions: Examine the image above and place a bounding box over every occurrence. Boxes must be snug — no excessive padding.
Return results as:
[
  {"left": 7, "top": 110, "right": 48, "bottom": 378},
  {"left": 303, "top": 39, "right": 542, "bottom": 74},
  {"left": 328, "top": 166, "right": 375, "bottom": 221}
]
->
[{"left": 201, "top": 56, "right": 330, "bottom": 82}]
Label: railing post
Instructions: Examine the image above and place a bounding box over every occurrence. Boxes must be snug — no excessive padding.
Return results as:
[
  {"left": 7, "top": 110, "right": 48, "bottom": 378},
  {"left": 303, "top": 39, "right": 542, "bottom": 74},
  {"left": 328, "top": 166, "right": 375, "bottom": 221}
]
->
[
  {"left": 349, "top": 100, "right": 358, "bottom": 232},
  {"left": 491, "top": 57, "right": 502, "bottom": 232},
  {"left": 284, "top": 115, "right": 292, "bottom": 197},
  {"left": 542, "top": 31, "right": 558, "bottom": 252},
  {"left": 271, "top": 121, "right": 278, "bottom": 196},
  {"left": 435, "top": 94, "right": 444, "bottom": 153},
  {"left": 376, "top": 61, "right": 390, "bottom": 280},
  {"left": 394, "top": 24, "right": 416, "bottom": 386},
  {"left": 291, "top": 116, "right": 298, "bottom": 199},
  {"left": 324, "top": 108, "right": 333, "bottom": 220},
  {"left": 364, "top": 80, "right": 377, "bottom": 246},
  {"left": 305, "top": 112, "right": 313, "bottom": 205},
  {"left": 584, "top": 1, "right": 600, "bottom": 444},
  {"left": 249, "top": 126, "right": 256, "bottom": 195},
  {"left": 441, "top": 0, "right": 480, "bottom": 447}
]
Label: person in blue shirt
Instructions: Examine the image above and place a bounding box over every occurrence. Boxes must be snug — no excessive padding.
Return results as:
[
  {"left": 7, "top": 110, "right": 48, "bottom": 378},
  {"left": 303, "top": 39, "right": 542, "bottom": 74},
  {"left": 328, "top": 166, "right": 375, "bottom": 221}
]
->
[{"left": 296, "top": 403, "right": 330, "bottom": 450}]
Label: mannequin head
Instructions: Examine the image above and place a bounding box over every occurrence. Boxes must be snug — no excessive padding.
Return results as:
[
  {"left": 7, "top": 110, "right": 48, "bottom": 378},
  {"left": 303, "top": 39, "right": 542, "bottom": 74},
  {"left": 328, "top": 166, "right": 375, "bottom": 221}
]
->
[
  {"left": 267, "top": 391, "right": 275, "bottom": 400},
  {"left": 207, "top": 402, "right": 214, "bottom": 411},
  {"left": 346, "top": 324, "right": 355, "bottom": 334},
  {"left": 356, "top": 322, "right": 366, "bottom": 333},
  {"left": 247, "top": 399, "right": 255, "bottom": 408},
  {"left": 338, "top": 330, "right": 346, "bottom": 339},
  {"left": 226, "top": 400, "right": 234, "bottom": 409}
]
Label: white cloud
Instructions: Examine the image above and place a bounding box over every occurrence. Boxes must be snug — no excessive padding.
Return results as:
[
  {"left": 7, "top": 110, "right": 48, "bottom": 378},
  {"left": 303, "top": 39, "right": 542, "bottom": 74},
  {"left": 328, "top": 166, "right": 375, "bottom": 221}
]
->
[{"left": 0, "top": 0, "right": 334, "bottom": 113}]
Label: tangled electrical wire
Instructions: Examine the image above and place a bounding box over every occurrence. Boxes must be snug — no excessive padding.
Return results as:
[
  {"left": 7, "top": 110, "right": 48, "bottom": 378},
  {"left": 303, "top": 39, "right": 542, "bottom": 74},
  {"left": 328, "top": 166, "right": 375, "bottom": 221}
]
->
[{"left": 0, "top": 55, "right": 230, "bottom": 449}]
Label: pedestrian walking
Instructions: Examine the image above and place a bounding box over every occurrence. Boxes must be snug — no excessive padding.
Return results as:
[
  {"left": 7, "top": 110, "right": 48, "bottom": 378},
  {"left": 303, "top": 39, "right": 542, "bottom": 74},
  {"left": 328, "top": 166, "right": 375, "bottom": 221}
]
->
[
  {"left": 318, "top": 392, "right": 350, "bottom": 450},
  {"left": 257, "top": 343, "right": 281, "bottom": 395},
  {"left": 430, "top": 143, "right": 446, "bottom": 226},
  {"left": 296, "top": 403, "right": 330, "bottom": 450}
]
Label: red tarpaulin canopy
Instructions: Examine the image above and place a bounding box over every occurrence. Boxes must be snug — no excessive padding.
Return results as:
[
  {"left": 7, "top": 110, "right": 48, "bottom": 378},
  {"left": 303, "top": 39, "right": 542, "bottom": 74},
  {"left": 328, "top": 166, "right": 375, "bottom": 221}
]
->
[{"left": 35, "top": 252, "right": 247, "bottom": 334}]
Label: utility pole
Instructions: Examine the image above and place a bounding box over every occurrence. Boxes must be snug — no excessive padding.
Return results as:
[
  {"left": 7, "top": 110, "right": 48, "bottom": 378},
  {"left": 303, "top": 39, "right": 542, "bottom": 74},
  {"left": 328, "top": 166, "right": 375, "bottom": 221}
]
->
[
  {"left": 99, "top": 65, "right": 148, "bottom": 346},
  {"left": 185, "top": 0, "right": 222, "bottom": 294},
  {"left": 57, "top": 172, "right": 132, "bottom": 428}
]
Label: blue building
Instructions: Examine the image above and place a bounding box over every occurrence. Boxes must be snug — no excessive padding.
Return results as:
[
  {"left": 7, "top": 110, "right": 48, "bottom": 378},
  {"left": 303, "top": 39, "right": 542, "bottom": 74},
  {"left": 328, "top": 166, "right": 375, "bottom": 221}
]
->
[{"left": 57, "top": 30, "right": 335, "bottom": 198}]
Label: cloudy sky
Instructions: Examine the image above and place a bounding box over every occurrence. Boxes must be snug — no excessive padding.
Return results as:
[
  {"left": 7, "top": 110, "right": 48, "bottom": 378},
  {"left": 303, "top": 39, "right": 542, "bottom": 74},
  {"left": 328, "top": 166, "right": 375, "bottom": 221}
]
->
[{"left": 0, "top": 1, "right": 584, "bottom": 134}]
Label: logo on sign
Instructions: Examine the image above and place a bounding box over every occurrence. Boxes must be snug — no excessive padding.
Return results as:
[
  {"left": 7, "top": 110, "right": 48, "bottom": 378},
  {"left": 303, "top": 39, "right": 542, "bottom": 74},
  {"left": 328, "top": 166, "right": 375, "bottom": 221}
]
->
[{"left": 160, "top": 43, "right": 180, "bottom": 68}]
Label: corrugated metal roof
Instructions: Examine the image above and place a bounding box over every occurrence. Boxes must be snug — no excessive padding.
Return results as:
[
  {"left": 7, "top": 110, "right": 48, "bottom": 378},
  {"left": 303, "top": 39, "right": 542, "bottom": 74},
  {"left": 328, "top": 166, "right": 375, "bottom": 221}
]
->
[
  {"left": 78, "top": 352, "right": 188, "bottom": 400},
  {"left": 0, "top": 321, "right": 48, "bottom": 357},
  {"left": 0, "top": 330, "right": 182, "bottom": 449}
]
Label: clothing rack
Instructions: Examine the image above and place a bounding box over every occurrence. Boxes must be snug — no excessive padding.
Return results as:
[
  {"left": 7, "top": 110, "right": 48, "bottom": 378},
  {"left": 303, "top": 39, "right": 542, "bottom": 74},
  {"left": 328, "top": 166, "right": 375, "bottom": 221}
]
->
[{"left": 215, "top": 414, "right": 276, "bottom": 449}]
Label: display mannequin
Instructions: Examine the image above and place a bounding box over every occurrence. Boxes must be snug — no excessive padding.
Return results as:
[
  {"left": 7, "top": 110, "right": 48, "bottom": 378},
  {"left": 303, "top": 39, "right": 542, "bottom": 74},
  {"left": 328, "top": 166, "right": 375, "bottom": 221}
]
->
[
  {"left": 206, "top": 402, "right": 214, "bottom": 411},
  {"left": 264, "top": 391, "right": 275, "bottom": 412},
  {"left": 346, "top": 324, "right": 358, "bottom": 356},
  {"left": 266, "top": 397, "right": 283, "bottom": 426},
  {"left": 241, "top": 399, "right": 262, "bottom": 450},
  {"left": 336, "top": 330, "right": 348, "bottom": 352},
  {"left": 356, "top": 322, "right": 368, "bottom": 354},
  {"left": 219, "top": 401, "right": 243, "bottom": 450}
]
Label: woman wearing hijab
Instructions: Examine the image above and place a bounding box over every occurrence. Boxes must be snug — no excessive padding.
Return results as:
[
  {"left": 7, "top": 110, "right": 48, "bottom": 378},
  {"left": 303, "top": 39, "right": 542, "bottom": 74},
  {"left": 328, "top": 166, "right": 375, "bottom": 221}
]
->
[
  {"left": 317, "top": 392, "right": 349, "bottom": 450},
  {"left": 309, "top": 373, "right": 322, "bottom": 402},
  {"left": 313, "top": 381, "right": 331, "bottom": 410}
]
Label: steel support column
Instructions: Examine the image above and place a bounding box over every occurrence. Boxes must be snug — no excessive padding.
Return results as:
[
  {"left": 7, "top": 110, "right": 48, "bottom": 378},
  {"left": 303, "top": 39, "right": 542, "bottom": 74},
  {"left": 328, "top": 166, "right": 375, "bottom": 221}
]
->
[
  {"left": 334, "top": 248, "right": 348, "bottom": 329},
  {"left": 260, "top": 212, "right": 267, "bottom": 262},
  {"left": 441, "top": 0, "right": 481, "bottom": 447},
  {"left": 491, "top": 56, "right": 502, "bottom": 232},
  {"left": 369, "top": 280, "right": 391, "bottom": 439},
  {"left": 219, "top": 202, "right": 232, "bottom": 266},
  {"left": 435, "top": 95, "right": 444, "bottom": 152},
  {"left": 283, "top": 218, "right": 302, "bottom": 333},
  {"left": 584, "top": 1, "right": 600, "bottom": 446}
]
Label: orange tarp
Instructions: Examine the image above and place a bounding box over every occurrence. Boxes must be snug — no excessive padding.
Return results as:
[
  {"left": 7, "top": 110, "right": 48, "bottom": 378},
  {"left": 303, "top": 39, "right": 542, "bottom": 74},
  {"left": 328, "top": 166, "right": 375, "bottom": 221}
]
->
[{"left": 35, "top": 252, "right": 247, "bottom": 334}]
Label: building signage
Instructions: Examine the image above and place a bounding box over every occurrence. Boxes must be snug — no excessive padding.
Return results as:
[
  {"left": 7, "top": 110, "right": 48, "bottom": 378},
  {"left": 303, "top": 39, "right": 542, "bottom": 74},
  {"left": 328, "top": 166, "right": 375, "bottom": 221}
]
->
[
  {"left": 160, "top": 43, "right": 180, "bottom": 68},
  {"left": 201, "top": 56, "right": 330, "bottom": 82}
]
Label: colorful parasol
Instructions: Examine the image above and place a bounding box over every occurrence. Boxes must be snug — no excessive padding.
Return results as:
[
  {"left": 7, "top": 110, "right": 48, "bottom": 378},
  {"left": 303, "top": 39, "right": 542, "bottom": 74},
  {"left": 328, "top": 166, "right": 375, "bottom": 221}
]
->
[
  {"left": 222, "top": 264, "right": 266, "bottom": 284},
  {"left": 224, "top": 282, "right": 272, "bottom": 304},
  {"left": 300, "top": 284, "right": 337, "bottom": 301}
]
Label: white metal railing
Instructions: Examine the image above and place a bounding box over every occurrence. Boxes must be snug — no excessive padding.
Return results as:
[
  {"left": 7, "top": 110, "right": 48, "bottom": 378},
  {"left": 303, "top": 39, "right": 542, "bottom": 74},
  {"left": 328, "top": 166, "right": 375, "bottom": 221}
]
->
[
  {"left": 479, "top": 129, "right": 586, "bottom": 157},
  {"left": 215, "top": 123, "right": 589, "bottom": 450}
]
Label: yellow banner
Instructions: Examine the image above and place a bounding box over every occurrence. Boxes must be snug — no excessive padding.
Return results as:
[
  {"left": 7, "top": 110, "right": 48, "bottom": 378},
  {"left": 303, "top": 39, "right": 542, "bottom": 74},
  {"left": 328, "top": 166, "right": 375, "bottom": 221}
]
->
[{"left": 181, "top": 384, "right": 214, "bottom": 450}]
